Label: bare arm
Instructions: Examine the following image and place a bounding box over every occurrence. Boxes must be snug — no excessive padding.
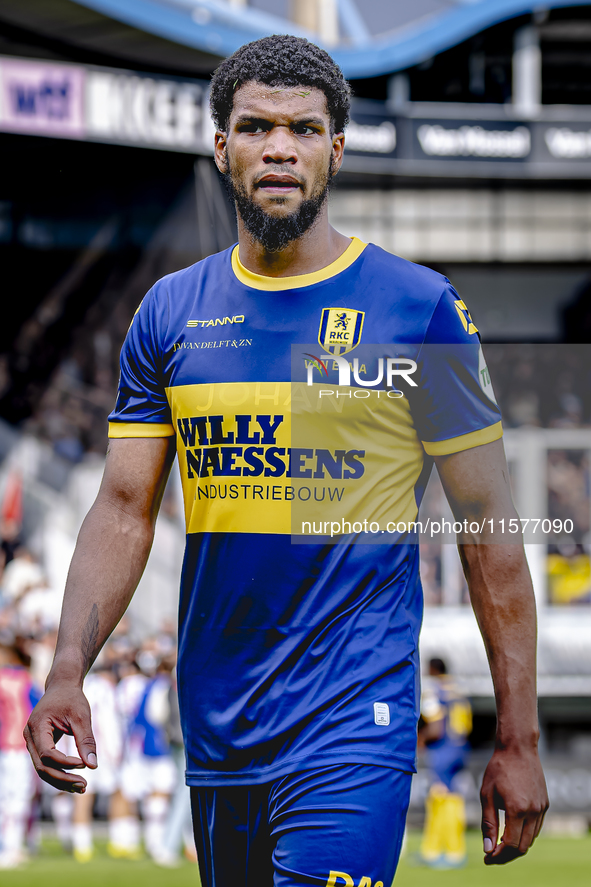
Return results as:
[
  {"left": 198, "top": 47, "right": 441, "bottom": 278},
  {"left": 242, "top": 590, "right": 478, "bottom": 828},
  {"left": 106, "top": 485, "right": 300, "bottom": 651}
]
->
[
  {"left": 435, "top": 439, "right": 548, "bottom": 864},
  {"left": 24, "top": 436, "right": 176, "bottom": 792}
]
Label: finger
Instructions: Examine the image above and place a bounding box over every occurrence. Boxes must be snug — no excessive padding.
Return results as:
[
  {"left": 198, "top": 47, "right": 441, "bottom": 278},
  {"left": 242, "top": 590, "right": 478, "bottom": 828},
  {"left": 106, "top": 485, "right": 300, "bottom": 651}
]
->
[
  {"left": 24, "top": 727, "right": 88, "bottom": 793},
  {"left": 534, "top": 807, "right": 547, "bottom": 840},
  {"left": 486, "top": 814, "right": 525, "bottom": 865},
  {"left": 35, "top": 712, "right": 97, "bottom": 770},
  {"left": 70, "top": 715, "right": 98, "bottom": 769},
  {"left": 494, "top": 812, "right": 524, "bottom": 859},
  {"left": 480, "top": 791, "right": 499, "bottom": 856},
  {"left": 24, "top": 724, "right": 75, "bottom": 771},
  {"left": 36, "top": 765, "right": 88, "bottom": 794},
  {"left": 41, "top": 752, "right": 86, "bottom": 770},
  {"left": 485, "top": 843, "right": 523, "bottom": 865},
  {"left": 518, "top": 816, "right": 538, "bottom": 855},
  {"left": 28, "top": 722, "right": 85, "bottom": 769}
]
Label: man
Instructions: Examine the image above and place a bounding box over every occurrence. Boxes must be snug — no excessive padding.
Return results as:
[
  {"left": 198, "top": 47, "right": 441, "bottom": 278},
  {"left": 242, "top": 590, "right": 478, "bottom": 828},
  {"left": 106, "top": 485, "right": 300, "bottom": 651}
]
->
[
  {"left": 25, "top": 35, "right": 548, "bottom": 886},
  {"left": 418, "top": 658, "right": 472, "bottom": 868}
]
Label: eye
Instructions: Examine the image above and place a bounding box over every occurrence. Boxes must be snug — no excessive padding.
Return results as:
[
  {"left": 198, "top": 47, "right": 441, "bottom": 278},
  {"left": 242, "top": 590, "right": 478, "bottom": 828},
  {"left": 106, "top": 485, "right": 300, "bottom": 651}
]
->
[
  {"left": 238, "top": 122, "right": 269, "bottom": 134},
  {"left": 293, "top": 123, "right": 317, "bottom": 135}
]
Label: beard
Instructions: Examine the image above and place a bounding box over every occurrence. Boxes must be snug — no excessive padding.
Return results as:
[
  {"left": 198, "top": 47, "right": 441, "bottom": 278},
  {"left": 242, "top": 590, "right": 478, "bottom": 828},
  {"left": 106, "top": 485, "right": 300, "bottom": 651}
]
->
[{"left": 223, "top": 160, "right": 332, "bottom": 253}]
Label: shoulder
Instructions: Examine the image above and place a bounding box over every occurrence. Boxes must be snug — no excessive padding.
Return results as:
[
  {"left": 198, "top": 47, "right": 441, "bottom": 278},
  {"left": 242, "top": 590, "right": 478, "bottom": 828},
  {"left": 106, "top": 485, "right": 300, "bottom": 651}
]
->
[
  {"left": 130, "top": 247, "right": 234, "bottom": 342},
  {"left": 361, "top": 242, "right": 448, "bottom": 296},
  {"left": 149, "top": 247, "right": 233, "bottom": 300},
  {"left": 354, "top": 242, "right": 454, "bottom": 340},
  {"left": 358, "top": 245, "right": 481, "bottom": 345},
  {"left": 359, "top": 242, "right": 452, "bottom": 324}
]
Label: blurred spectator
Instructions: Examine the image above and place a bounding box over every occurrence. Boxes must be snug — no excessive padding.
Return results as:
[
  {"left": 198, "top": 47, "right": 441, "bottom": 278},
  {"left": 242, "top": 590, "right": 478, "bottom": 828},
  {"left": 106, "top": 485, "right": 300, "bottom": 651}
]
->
[
  {"left": 503, "top": 358, "right": 541, "bottom": 428},
  {"left": 23, "top": 299, "right": 134, "bottom": 460},
  {"left": 547, "top": 450, "right": 590, "bottom": 542},
  {"left": 58, "top": 651, "right": 125, "bottom": 863},
  {"left": 550, "top": 392, "right": 583, "bottom": 429},
  {"left": 1, "top": 548, "right": 44, "bottom": 605},
  {"left": 485, "top": 345, "right": 591, "bottom": 429},
  {"left": 118, "top": 645, "right": 176, "bottom": 862},
  {"left": 157, "top": 668, "right": 197, "bottom": 868},
  {"left": 27, "top": 629, "right": 58, "bottom": 690},
  {"left": 0, "top": 478, "right": 193, "bottom": 862},
  {"left": 0, "top": 639, "right": 41, "bottom": 869},
  {"left": 547, "top": 543, "right": 591, "bottom": 606},
  {"left": 15, "top": 577, "right": 63, "bottom": 640},
  {"left": 112, "top": 657, "right": 149, "bottom": 859},
  {"left": 1, "top": 470, "right": 23, "bottom": 563}
]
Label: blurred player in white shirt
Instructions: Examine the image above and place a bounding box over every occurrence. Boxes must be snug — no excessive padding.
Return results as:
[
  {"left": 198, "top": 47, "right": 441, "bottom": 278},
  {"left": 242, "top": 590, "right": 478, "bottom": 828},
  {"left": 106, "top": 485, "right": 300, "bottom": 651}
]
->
[
  {"left": 109, "top": 658, "right": 148, "bottom": 858},
  {"left": 56, "top": 649, "right": 126, "bottom": 862},
  {"left": 118, "top": 645, "right": 176, "bottom": 861},
  {"left": 68, "top": 664, "right": 124, "bottom": 861}
]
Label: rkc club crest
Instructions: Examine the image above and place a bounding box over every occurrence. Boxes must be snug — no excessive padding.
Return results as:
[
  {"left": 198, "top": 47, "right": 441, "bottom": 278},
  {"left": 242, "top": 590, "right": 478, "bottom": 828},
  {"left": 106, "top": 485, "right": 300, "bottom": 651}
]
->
[{"left": 318, "top": 308, "right": 365, "bottom": 356}]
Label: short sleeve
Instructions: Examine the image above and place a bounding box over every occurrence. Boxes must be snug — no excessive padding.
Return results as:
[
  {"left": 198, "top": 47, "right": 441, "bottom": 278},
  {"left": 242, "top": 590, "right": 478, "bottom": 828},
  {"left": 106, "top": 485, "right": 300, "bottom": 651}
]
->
[
  {"left": 410, "top": 283, "right": 502, "bottom": 455},
  {"left": 108, "top": 287, "right": 175, "bottom": 438}
]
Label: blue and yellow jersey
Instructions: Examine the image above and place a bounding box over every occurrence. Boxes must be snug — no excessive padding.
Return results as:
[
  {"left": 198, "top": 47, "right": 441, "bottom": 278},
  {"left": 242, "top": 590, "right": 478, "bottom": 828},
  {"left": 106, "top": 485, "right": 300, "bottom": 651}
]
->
[
  {"left": 421, "top": 677, "right": 473, "bottom": 749},
  {"left": 109, "top": 238, "right": 500, "bottom": 785}
]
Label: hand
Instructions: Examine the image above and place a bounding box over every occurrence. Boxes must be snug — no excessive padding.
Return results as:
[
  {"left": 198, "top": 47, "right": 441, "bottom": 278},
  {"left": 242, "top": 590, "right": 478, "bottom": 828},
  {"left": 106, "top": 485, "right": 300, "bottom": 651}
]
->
[
  {"left": 480, "top": 745, "right": 548, "bottom": 865},
  {"left": 23, "top": 684, "right": 98, "bottom": 793}
]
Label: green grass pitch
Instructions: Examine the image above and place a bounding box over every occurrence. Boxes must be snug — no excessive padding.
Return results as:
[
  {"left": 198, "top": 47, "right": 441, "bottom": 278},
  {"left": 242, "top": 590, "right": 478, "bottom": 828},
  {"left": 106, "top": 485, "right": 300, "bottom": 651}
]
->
[
  {"left": 1, "top": 831, "right": 589, "bottom": 887},
  {"left": 397, "top": 830, "right": 591, "bottom": 887}
]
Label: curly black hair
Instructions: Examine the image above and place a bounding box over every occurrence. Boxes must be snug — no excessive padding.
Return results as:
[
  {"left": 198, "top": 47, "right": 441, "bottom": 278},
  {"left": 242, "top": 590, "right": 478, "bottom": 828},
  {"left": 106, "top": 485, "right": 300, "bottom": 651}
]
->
[{"left": 209, "top": 35, "right": 351, "bottom": 134}]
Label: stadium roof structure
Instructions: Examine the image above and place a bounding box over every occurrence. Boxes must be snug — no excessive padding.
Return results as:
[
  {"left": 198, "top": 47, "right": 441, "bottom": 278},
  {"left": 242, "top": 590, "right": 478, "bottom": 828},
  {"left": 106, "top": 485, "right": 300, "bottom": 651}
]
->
[
  {"left": 3, "top": 0, "right": 591, "bottom": 79},
  {"left": 52, "top": 0, "right": 591, "bottom": 78}
]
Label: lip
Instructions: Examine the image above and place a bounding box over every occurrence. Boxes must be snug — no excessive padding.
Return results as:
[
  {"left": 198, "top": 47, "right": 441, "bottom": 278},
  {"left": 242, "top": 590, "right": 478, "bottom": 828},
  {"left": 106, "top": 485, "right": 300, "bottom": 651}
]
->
[{"left": 256, "top": 174, "right": 302, "bottom": 191}]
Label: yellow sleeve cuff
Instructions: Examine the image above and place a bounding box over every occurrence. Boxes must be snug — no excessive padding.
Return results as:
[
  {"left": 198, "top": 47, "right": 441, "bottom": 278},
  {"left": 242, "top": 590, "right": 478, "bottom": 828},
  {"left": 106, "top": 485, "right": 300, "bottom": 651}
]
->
[
  {"left": 422, "top": 420, "right": 503, "bottom": 456},
  {"left": 108, "top": 422, "right": 175, "bottom": 439}
]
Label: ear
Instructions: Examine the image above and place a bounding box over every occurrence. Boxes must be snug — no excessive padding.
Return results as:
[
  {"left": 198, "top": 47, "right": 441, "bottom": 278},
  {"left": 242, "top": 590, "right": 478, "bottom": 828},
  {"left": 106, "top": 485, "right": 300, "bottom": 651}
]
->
[
  {"left": 330, "top": 131, "right": 345, "bottom": 176},
  {"left": 214, "top": 131, "right": 228, "bottom": 174}
]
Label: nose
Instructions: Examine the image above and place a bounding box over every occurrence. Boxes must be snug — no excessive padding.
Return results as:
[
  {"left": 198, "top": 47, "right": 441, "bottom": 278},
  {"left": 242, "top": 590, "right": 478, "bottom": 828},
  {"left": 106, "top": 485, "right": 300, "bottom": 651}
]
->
[{"left": 262, "top": 126, "right": 297, "bottom": 164}]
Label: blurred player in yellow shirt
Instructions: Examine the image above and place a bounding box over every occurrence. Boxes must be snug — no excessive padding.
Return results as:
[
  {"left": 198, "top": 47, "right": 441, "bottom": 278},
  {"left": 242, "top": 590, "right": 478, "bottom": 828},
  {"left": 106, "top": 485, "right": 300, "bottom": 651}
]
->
[{"left": 418, "top": 657, "right": 472, "bottom": 868}]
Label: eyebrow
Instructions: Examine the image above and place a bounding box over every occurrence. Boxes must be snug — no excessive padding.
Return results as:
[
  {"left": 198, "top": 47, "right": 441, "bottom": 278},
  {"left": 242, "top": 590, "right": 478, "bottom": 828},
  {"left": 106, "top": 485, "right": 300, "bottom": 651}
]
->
[{"left": 233, "top": 115, "right": 326, "bottom": 128}]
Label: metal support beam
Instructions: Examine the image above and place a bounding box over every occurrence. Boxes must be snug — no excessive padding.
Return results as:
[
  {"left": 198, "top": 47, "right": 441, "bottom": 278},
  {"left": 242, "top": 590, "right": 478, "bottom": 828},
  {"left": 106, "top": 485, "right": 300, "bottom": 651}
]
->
[{"left": 513, "top": 25, "right": 542, "bottom": 117}]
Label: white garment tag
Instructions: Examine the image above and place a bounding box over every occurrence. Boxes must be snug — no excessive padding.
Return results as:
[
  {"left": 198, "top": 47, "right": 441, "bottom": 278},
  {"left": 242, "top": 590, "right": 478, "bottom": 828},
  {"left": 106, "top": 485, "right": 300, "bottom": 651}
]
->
[{"left": 373, "top": 702, "right": 390, "bottom": 726}]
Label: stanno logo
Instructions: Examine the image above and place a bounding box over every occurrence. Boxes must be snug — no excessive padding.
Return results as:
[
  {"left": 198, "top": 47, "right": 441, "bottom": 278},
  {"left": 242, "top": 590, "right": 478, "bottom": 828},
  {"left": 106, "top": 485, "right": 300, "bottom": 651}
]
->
[{"left": 187, "top": 315, "right": 244, "bottom": 328}]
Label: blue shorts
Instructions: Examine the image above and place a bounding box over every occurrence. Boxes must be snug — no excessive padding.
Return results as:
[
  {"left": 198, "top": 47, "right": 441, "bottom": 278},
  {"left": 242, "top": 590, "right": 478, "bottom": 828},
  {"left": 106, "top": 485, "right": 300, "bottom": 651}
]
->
[
  {"left": 427, "top": 742, "right": 469, "bottom": 791},
  {"left": 191, "top": 764, "right": 413, "bottom": 887}
]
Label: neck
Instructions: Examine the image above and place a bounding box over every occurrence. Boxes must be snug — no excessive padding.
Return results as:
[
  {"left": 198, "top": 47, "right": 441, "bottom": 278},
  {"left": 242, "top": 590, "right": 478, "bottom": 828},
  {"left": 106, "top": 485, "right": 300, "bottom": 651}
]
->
[{"left": 236, "top": 210, "right": 350, "bottom": 278}]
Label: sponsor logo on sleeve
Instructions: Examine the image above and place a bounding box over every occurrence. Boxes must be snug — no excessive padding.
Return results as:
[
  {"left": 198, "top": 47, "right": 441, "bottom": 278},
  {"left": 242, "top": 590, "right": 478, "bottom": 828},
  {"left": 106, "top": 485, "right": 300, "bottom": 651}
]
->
[
  {"left": 478, "top": 346, "right": 497, "bottom": 404},
  {"left": 454, "top": 300, "right": 478, "bottom": 335}
]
